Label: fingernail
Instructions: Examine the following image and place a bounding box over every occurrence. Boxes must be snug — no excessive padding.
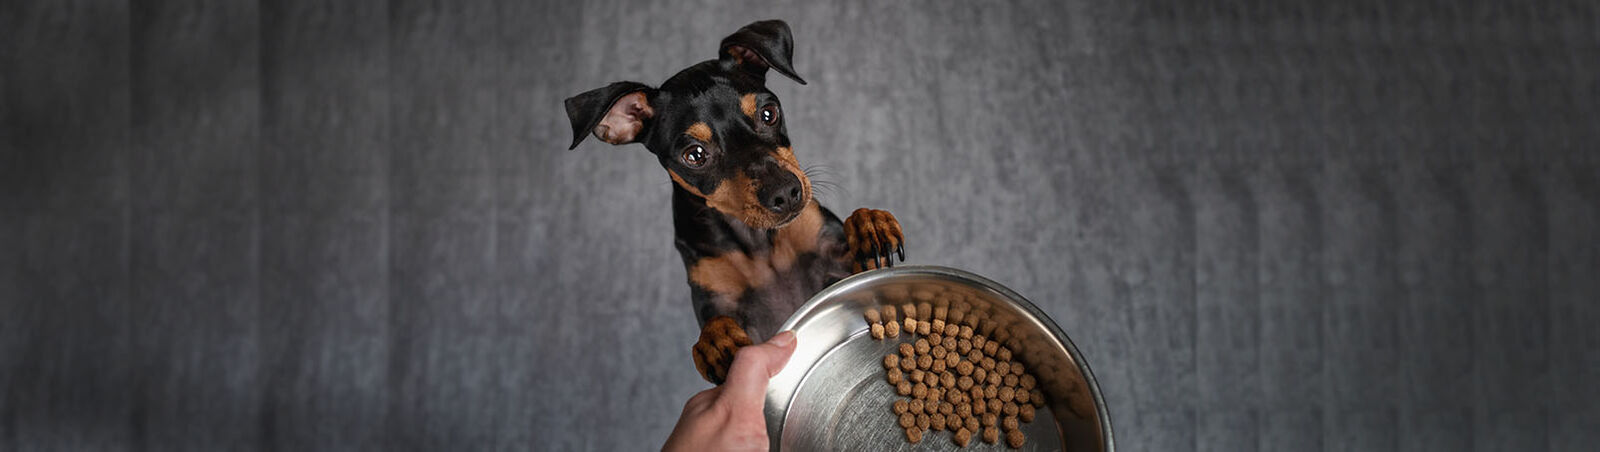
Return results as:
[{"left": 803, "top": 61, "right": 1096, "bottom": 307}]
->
[{"left": 770, "top": 330, "right": 796, "bottom": 347}]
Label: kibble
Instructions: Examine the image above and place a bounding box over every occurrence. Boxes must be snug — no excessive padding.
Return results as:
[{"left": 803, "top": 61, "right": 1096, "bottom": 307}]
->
[{"left": 866, "top": 306, "right": 1046, "bottom": 448}]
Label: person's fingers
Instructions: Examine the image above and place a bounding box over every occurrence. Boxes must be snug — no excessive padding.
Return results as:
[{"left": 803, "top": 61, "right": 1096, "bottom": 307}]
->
[{"left": 719, "top": 330, "right": 797, "bottom": 412}]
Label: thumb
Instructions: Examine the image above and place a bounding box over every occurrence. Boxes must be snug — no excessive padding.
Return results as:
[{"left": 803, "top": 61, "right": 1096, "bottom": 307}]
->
[{"left": 720, "top": 330, "right": 798, "bottom": 412}]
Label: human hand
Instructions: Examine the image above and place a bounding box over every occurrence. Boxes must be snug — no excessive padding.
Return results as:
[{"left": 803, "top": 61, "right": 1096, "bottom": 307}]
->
[{"left": 662, "top": 330, "right": 797, "bottom": 452}]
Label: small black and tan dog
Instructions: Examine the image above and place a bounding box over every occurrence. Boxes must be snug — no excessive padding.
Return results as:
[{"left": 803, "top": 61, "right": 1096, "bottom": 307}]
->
[{"left": 565, "top": 20, "right": 905, "bottom": 384}]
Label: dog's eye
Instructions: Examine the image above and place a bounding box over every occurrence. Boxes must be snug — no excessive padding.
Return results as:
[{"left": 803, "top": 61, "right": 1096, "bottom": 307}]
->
[
  {"left": 760, "top": 105, "right": 780, "bottom": 126},
  {"left": 681, "top": 145, "right": 708, "bottom": 168}
]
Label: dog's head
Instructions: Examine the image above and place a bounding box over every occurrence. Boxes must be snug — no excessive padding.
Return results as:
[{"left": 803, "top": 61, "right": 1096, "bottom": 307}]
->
[{"left": 564, "top": 20, "right": 811, "bottom": 230}]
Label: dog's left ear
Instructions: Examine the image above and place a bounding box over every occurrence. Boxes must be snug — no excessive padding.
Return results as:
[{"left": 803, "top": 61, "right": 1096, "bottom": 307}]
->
[
  {"left": 719, "top": 20, "right": 807, "bottom": 85},
  {"left": 564, "top": 81, "right": 656, "bottom": 150}
]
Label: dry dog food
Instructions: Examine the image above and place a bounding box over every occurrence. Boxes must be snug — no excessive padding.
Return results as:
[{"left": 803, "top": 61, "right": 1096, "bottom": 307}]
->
[{"left": 864, "top": 304, "right": 1044, "bottom": 449}]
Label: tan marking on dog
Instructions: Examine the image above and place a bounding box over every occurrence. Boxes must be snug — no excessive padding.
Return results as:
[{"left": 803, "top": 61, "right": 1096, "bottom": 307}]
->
[
  {"left": 686, "top": 122, "right": 713, "bottom": 142},
  {"left": 741, "top": 93, "right": 759, "bottom": 119},
  {"left": 669, "top": 169, "right": 777, "bottom": 229},
  {"left": 772, "top": 200, "right": 825, "bottom": 271},
  {"left": 688, "top": 251, "right": 775, "bottom": 301}
]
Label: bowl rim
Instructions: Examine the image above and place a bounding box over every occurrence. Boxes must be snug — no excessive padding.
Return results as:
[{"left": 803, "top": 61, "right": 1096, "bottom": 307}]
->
[{"left": 774, "top": 265, "right": 1116, "bottom": 451}]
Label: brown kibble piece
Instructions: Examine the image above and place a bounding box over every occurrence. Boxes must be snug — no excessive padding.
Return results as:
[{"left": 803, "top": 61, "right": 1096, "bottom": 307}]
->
[
  {"left": 865, "top": 309, "right": 882, "bottom": 324},
  {"left": 940, "top": 401, "right": 954, "bottom": 415},
  {"left": 973, "top": 367, "right": 987, "bottom": 382},
  {"left": 997, "top": 347, "right": 1012, "bottom": 361},
  {"left": 931, "top": 319, "right": 946, "bottom": 334},
  {"left": 899, "top": 355, "right": 916, "bottom": 371},
  {"left": 909, "top": 399, "right": 924, "bottom": 414},
  {"left": 899, "top": 412, "right": 916, "bottom": 428},
  {"left": 988, "top": 398, "right": 1003, "bottom": 414},
  {"left": 958, "top": 338, "right": 973, "bottom": 354},
  {"left": 981, "top": 357, "right": 996, "bottom": 370},
  {"left": 917, "top": 320, "right": 931, "bottom": 335},
  {"left": 944, "top": 351, "right": 960, "bottom": 367},
  {"left": 1019, "top": 403, "right": 1035, "bottom": 422},
  {"left": 931, "top": 358, "right": 947, "bottom": 373},
  {"left": 917, "top": 302, "right": 932, "bottom": 320},
  {"left": 1003, "top": 415, "right": 1019, "bottom": 431},
  {"left": 1006, "top": 429, "right": 1025, "bottom": 448},
  {"left": 905, "top": 426, "right": 923, "bottom": 443},
  {"left": 965, "top": 416, "right": 980, "bottom": 433},
  {"left": 902, "top": 303, "right": 917, "bottom": 320},
  {"left": 904, "top": 317, "right": 916, "bottom": 334},
  {"left": 1011, "top": 362, "right": 1024, "bottom": 376},
  {"left": 893, "top": 399, "right": 909, "bottom": 415},
  {"left": 996, "top": 362, "right": 1011, "bottom": 376},
  {"left": 928, "top": 333, "right": 943, "bottom": 345},
  {"left": 988, "top": 371, "right": 1003, "bottom": 386},
  {"left": 917, "top": 413, "right": 930, "bottom": 430},
  {"left": 957, "top": 360, "right": 974, "bottom": 376},
  {"left": 956, "top": 402, "right": 973, "bottom": 418},
  {"left": 983, "top": 425, "right": 1000, "bottom": 444},
  {"left": 967, "top": 349, "right": 983, "bottom": 363},
  {"left": 944, "top": 323, "right": 960, "bottom": 337},
  {"left": 897, "top": 380, "right": 912, "bottom": 396},
  {"left": 1020, "top": 374, "right": 1036, "bottom": 390},
  {"left": 1031, "top": 389, "right": 1043, "bottom": 403},
  {"left": 950, "top": 309, "right": 966, "bottom": 324},
  {"left": 899, "top": 343, "right": 915, "bottom": 358},
  {"left": 932, "top": 345, "right": 948, "bottom": 359},
  {"left": 870, "top": 323, "right": 885, "bottom": 340},
  {"left": 999, "top": 386, "right": 1015, "bottom": 403},
  {"left": 931, "top": 413, "right": 947, "bottom": 431},
  {"left": 887, "top": 368, "right": 903, "bottom": 385},
  {"left": 982, "top": 412, "right": 997, "bottom": 427},
  {"left": 942, "top": 336, "right": 958, "bottom": 350},
  {"left": 972, "top": 335, "right": 986, "bottom": 350},
  {"left": 926, "top": 396, "right": 941, "bottom": 414},
  {"left": 953, "top": 427, "right": 972, "bottom": 447},
  {"left": 942, "top": 372, "right": 957, "bottom": 388},
  {"left": 1014, "top": 387, "right": 1030, "bottom": 404},
  {"left": 957, "top": 375, "right": 974, "bottom": 390},
  {"left": 918, "top": 354, "right": 933, "bottom": 370},
  {"left": 1004, "top": 374, "right": 1018, "bottom": 387},
  {"left": 883, "top": 354, "right": 899, "bottom": 369},
  {"left": 969, "top": 386, "right": 985, "bottom": 403},
  {"left": 883, "top": 305, "right": 897, "bottom": 320},
  {"left": 913, "top": 383, "right": 927, "bottom": 399},
  {"left": 934, "top": 305, "right": 948, "bottom": 321},
  {"left": 1004, "top": 401, "right": 1019, "bottom": 416},
  {"left": 915, "top": 339, "right": 930, "bottom": 354},
  {"left": 885, "top": 320, "right": 900, "bottom": 338},
  {"left": 984, "top": 341, "right": 999, "bottom": 356},
  {"left": 959, "top": 325, "right": 974, "bottom": 339}
]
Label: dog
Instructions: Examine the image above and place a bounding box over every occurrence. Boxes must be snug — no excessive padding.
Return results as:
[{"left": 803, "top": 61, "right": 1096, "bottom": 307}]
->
[{"left": 564, "top": 20, "right": 906, "bottom": 384}]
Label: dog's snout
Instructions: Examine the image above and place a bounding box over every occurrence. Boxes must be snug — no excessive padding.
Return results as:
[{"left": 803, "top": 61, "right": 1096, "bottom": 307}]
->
[{"left": 760, "top": 179, "right": 804, "bottom": 214}]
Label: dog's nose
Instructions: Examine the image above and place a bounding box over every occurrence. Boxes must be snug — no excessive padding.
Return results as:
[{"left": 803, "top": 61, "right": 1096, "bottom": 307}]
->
[{"left": 761, "top": 180, "right": 804, "bottom": 214}]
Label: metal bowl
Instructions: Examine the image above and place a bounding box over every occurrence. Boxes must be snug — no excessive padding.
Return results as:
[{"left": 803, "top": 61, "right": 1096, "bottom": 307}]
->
[{"left": 764, "top": 266, "right": 1114, "bottom": 451}]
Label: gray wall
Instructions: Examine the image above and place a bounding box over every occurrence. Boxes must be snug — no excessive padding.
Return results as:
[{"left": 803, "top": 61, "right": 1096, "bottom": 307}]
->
[{"left": 3, "top": 0, "right": 1596, "bottom": 450}]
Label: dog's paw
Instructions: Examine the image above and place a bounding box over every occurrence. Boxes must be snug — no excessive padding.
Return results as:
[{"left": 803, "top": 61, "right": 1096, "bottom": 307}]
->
[
  {"left": 691, "top": 315, "right": 753, "bottom": 385},
  {"left": 844, "top": 208, "right": 905, "bottom": 273}
]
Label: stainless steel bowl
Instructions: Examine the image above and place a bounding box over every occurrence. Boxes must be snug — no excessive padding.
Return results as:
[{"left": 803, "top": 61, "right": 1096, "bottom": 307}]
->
[{"left": 764, "top": 266, "right": 1114, "bottom": 451}]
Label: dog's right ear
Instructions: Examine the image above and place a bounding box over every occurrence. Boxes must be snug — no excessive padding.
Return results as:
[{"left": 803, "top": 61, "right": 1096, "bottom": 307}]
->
[{"left": 564, "top": 81, "right": 656, "bottom": 150}]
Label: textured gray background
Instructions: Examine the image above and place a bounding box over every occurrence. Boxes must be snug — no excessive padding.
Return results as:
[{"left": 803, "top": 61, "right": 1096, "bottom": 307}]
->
[{"left": 3, "top": 0, "right": 1597, "bottom": 450}]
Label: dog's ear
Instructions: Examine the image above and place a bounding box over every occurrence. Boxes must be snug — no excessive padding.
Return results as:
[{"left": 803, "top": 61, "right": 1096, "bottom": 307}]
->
[
  {"left": 564, "top": 81, "right": 656, "bottom": 150},
  {"left": 719, "top": 20, "right": 807, "bottom": 85}
]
